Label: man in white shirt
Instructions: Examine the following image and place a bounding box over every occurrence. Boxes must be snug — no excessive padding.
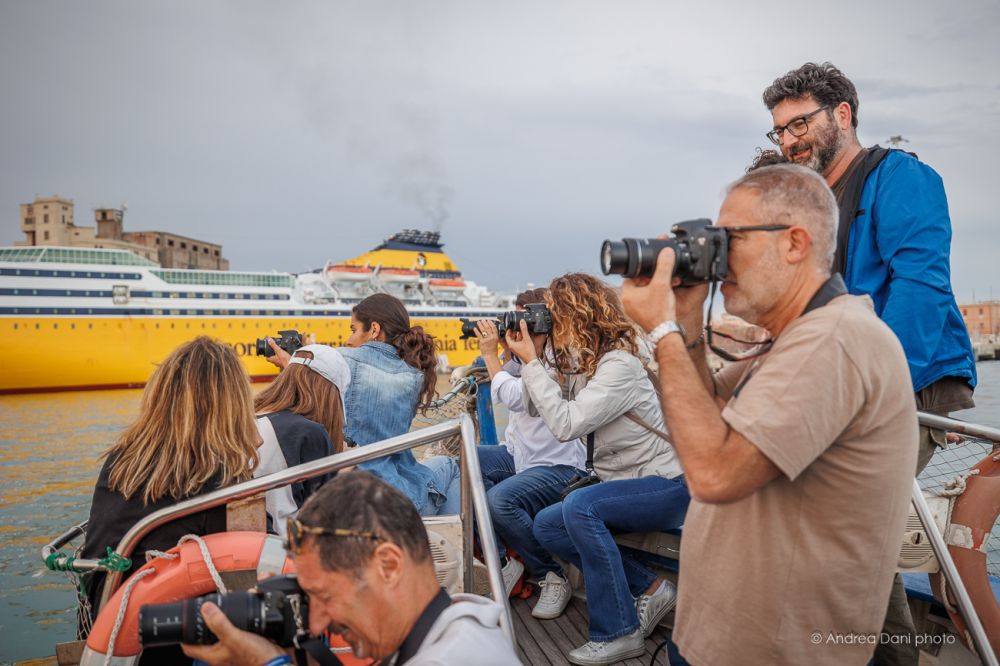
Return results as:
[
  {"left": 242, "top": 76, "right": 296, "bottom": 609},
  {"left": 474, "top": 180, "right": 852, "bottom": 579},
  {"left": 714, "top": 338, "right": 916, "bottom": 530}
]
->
[{"left": 473, "top": 288, "right": 585, "bottom": 620}]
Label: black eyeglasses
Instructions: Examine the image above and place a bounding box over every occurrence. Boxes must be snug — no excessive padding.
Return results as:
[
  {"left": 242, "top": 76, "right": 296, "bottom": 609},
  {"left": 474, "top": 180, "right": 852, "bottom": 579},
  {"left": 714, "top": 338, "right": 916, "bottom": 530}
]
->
[
  {"left": 285, "top": 517, "right": 383, "bottom": 554},
  {"left": 724, "top": 224, "right": 792, "bottom": 235},
  {"left": 766, "top": 107, "right": 828, "bottom": 145}
]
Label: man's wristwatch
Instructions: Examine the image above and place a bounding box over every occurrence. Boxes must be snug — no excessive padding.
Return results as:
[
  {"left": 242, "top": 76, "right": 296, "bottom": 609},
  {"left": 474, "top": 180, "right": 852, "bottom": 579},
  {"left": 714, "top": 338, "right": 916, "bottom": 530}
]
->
[{"left": 647, "top": 320, "right": 685, "bottom": 347}]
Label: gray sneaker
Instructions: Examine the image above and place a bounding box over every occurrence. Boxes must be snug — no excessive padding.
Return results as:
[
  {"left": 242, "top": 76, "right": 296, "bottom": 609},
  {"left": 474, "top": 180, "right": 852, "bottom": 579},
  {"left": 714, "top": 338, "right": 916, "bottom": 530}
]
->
[
  {"left": 472, "top": 557, "right": 524, "bottom": 599},
  {"left": 567, "top": 629, "right": 645, "bottom": 665},
  {"left": 636, "top": 579, "right": 677, "bottom": 637},
  {"left": 531, "top": 571, "right": 572, "bottom": 619},
  {"left": 500, "top": 557, "right": 525, "bottom": 598}
]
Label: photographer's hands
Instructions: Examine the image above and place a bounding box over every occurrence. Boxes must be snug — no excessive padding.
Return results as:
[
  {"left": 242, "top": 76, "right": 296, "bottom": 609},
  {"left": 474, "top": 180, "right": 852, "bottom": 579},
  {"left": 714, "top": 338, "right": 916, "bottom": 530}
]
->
[
  {"left": 181, "top": 601, "right": 285, "bottom": 666},
  {"left": 266, "top": 338, "right": 292, "bottom": 369},
  {"left": 620, "top": 243, "right": 709, "bottom": 340},
  {"left": 475, "top": 320, "right": 504, "bottom": 379},
  {"left": 504, "top": 320, "right": 543, "bottom": 364}
]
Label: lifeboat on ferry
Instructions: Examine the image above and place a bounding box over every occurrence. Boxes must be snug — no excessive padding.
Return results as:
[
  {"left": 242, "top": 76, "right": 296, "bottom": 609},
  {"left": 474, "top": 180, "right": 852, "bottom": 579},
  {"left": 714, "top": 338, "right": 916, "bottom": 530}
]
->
[
  {"left": 80, "top": 532, "right": 370, "bottom": 666},
  {"left": 428, "top": 278, "right": 466, "bottom": 292},
  {"left": 931, "top": 449, "right": 1000, "bottom": 658},
  {"left": 377, "top": 268, "right": 421, "bottom": 284},
  {"left": 326, "top": 264, "right": 374, "bottom": 282}
]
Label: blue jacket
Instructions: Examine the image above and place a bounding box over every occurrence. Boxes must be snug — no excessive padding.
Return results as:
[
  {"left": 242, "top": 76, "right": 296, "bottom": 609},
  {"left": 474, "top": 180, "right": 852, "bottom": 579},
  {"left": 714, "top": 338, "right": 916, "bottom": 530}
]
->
[
  {"left": 339, "top": 341, "right": 441, "bottom": 512},
  {"left": 843, "top": 150, "right": 976, "bottom": 393}
]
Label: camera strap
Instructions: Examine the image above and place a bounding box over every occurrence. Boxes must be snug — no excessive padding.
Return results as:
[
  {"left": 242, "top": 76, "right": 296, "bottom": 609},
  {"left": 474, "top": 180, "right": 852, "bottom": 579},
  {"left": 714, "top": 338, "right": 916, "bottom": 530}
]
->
[
  {"left": 296, "top": 637, "right": 344, "bottom": 666},
  {"left": 394, "top": 587, "right": 452, "bottom": 665}
]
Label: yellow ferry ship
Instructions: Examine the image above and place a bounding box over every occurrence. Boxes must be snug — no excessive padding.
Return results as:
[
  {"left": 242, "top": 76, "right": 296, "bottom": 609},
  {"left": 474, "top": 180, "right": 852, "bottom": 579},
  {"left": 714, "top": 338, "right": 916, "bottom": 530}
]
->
[{"left": 0, "top": 230, "right": 511, "bottom": 393}]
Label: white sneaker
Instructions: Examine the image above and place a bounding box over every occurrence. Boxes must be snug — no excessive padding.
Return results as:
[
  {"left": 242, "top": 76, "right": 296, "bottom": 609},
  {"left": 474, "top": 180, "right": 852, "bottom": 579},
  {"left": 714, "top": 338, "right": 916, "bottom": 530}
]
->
[
  {"left": 500, "top": 557, "right": 524, "bottom": 598},
  {"left": 532, "top": 571, "right": 573, "bottom": 619},
  {"left": 567, "top": 629, "right": 645, "bottom": 665},
  {"left": 636, "top": 579, "right": 677, "bottom": 638}
]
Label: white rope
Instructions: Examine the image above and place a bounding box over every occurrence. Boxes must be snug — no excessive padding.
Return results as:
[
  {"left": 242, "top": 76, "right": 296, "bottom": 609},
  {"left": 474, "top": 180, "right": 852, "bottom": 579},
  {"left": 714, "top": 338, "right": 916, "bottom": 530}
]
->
[
  {"left": 938, "top": 468, "right": 981, "bottom": 497},
  {"left": 102, "top": 534, "right": 227, "bottom": 666},
  {"left": 104, "top": 567, "right": 156, "bottom": 666}
]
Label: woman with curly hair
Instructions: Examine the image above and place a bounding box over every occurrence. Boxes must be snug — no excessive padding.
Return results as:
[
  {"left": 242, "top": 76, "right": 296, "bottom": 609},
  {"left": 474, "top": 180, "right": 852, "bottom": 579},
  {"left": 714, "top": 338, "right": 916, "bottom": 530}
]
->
[{"left": 504, "top": 273, "right": 690, "bottom": 666}]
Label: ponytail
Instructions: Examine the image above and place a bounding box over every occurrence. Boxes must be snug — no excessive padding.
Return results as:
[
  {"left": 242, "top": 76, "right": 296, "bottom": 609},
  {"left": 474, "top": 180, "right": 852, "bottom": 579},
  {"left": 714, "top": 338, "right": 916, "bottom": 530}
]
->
[
  {"left": 391, "top": 326, "right": 438, "bottom": 411},
  {"left": 353, "top": 294, "right": 439, "bottom": 410}
]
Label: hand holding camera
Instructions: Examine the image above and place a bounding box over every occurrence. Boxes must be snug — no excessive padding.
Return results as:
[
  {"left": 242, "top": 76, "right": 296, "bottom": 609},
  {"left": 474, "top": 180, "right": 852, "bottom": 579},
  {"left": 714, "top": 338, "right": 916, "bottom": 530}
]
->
[{"left": 475, "top": 320, "right": 502, "bottom": 358}]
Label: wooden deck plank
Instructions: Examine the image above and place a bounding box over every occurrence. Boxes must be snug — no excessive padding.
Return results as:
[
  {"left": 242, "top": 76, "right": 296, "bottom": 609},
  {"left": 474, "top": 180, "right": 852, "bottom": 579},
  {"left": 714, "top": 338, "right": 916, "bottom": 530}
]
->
[
  {"left": 512, "top": 593, "right": 679, "bottom": 666},
  {"left": 513, "top": 597, "right": 566, "bottom": 665}
]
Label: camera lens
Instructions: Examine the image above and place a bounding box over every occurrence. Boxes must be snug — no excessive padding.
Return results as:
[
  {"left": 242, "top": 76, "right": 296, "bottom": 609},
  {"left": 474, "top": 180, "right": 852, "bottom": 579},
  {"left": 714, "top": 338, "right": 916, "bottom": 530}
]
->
[
  {"left": 601, "top": 238, "right": 677, "bottom": 279},
  {"left": 600, "top": 240, "right": 629, "bottom": 276},
  {"left": 255, "top": 338, "right": 272, "bottom": 357},
  {"left": 140, "top": 594, "right": 223, "bottom": 647}
]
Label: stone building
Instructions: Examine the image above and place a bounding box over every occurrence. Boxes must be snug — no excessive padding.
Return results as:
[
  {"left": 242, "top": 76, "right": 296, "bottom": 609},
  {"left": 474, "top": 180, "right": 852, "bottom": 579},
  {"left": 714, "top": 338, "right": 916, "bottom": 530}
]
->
[{"left": 17, "top": 195, "right": 228, "bottom": 270}]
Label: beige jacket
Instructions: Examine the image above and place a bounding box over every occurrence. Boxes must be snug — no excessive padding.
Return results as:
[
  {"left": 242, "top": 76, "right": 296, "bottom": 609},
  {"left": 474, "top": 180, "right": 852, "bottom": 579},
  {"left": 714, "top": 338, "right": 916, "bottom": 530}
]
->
[{"left": 520, "top": 350, "right": 683, "bottom": 483}]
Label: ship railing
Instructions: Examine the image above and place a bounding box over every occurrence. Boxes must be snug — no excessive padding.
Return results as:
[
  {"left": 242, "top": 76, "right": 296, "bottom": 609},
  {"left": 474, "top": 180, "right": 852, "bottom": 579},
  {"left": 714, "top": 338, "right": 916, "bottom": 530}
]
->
[{"left": 41, "top": 415, "right": 515, "bottom": 643}]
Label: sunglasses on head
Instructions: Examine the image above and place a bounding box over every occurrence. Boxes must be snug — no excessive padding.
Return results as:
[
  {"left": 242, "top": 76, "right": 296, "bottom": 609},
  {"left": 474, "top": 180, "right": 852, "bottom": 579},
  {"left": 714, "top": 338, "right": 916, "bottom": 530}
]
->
[{"left": 285, "top": 517, "right": 383, "bottom": 554}]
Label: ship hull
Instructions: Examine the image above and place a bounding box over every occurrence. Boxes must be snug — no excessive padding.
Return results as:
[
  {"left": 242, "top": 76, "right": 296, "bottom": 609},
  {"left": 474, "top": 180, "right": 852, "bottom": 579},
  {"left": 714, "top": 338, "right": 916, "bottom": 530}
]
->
[{"left": 1, "top": 313, "right": 485, "bottom": 394}]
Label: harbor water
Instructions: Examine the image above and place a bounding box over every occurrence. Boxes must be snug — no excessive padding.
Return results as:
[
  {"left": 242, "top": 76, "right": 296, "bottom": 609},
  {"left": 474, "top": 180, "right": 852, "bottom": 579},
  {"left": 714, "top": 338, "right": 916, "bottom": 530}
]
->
[{"left": 1, "top": 363, "right": 998, "bottom": 664}]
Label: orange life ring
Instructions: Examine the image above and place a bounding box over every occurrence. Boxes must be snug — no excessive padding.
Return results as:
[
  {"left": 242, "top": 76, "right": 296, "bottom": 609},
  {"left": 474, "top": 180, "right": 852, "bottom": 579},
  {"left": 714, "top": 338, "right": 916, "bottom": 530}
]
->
[
  {"left": 81, "top": 531, "right": 370, "bottom": 665},
  {"left": 931, "top": 450, "right": 1000, "bottom": 658}
]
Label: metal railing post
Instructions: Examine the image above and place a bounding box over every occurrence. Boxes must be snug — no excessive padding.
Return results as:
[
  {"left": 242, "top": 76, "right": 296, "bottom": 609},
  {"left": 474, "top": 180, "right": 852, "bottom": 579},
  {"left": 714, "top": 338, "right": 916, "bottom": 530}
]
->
[
  {"left": 460, "top": 416, "right": 515, "bottom": 644},
  {"left": 910, "top": 480, "right": 997, "bottom": 665}
]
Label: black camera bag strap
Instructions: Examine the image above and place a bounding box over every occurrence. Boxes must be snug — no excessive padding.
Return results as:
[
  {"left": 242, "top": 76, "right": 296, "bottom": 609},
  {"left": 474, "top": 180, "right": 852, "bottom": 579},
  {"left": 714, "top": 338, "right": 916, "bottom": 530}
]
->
[
  {"left": 296, "top": 637, "right": 344, "bottom": 666},
  {"left": 584, "top": 431, "right": 595, "bottom": 474}
]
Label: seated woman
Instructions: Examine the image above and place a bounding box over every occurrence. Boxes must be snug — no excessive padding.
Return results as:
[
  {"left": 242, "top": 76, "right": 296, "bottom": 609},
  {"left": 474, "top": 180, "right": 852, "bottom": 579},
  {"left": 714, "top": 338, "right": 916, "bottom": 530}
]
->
[
  {"left": 79, "top": 337, "right": 260, "bottom": 660},
  {"left": 270, "top": 293, "right": 460, "bottom": 516},
  {"left": 505, "top": 273, "right": 690, "bottom": 666},
  {"left": 254, "top": 344, "right": 349, "bottom": 537},
  {"left": 472, "top": 288, "right": 585, "bottom": 609}
]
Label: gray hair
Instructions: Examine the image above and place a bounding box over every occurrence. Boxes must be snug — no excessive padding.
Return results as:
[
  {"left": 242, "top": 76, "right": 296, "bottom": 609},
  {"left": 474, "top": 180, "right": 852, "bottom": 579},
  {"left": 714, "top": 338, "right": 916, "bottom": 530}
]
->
[{"left": 726, "top": 163, "right": 837, "bottom": 273}]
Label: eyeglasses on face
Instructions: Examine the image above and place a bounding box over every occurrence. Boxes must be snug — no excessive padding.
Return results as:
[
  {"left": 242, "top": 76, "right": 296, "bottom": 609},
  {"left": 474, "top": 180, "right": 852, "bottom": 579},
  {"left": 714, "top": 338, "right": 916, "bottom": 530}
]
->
[
  {"left": 285, "top": 517, "right": 384, "bottom": 554},
  {"left": 766, "top": 107, "right": 829, "bottom": 145},
  {"left": 722, "top": 224, "right": 792, "bottom": 235}
]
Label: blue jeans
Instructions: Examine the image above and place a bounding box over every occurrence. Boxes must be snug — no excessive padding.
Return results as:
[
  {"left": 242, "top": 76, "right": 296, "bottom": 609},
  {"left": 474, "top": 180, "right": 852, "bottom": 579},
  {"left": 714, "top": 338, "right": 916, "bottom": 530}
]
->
[
  {"left": 478, "top": 445, "right": 582, "bottom": 578},
  {"left": 421, "top": 455, "right": 462, "bottom": 516},
  {"left": 533, "top": 475, "right": 690, "bottom": 642}
]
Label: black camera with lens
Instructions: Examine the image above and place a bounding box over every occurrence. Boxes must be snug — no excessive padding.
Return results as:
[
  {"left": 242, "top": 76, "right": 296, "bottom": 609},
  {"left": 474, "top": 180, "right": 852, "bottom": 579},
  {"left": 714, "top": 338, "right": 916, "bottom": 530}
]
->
[
  {"left": 255, "top": 330, "right": 304, "bottom": 357},
  {"left": 139, "top": 574, "right": 309, "bottom": 648},
  {"left": 600, "top": 218, "right": 729, "bottom": 286},
  {"left": 460, "top": 303, "right": 553, "bottom": 339}
]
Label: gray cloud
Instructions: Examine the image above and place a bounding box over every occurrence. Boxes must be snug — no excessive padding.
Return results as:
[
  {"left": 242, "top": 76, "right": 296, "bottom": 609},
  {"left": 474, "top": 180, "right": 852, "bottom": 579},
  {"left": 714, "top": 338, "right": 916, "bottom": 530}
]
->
[{"left": 0, "top": 0, "right": 997, "bottom": 301}]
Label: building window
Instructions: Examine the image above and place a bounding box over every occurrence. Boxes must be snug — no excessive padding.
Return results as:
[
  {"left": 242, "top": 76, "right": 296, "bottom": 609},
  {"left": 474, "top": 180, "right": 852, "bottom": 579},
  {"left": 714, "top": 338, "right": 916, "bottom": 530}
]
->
[
  {"left": 155, "top": 238, "right": 161, "bottom": 245},
  {"left": 44, "top": 231, "right": 50, "bottom": 240},
  {"left": 180, "top": 242, "right": 187, "bottom": 249},
  {"left": 214, "top": 249, "right": 219, "bottom": 256},
  {"left": 168, "top": 239, "right": 175, "bottom": 247},
  {"left": 44, "top": 214, "right": 49, "bottom": 224},
  {"left": 203, "top": 247, "right": 209, "bottom": 254}
]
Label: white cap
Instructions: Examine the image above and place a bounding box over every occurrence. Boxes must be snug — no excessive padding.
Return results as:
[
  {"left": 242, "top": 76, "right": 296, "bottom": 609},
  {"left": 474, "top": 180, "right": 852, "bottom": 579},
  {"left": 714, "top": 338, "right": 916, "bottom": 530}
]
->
[{"left": 288, "top": 344, "right": 351, "bottom": 403}]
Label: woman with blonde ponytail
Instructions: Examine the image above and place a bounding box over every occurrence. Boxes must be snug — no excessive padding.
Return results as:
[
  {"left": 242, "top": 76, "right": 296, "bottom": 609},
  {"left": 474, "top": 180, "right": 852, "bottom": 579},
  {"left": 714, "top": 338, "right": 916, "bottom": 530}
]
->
[{"left": 79, "top": 337, "right": 260, "bottom": 639}]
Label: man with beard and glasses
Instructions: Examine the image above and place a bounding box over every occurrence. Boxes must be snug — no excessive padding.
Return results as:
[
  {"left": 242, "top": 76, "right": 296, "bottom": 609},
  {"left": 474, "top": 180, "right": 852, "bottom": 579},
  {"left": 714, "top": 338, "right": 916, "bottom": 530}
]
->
[
  {"left": 182, "top": 472, "right": 519, "bottom": 666},
  {"left": 621, "top": 165, "right": 917, "bottom": 666},
  {"left": 763, "top": 61, "right": 977, "bottom": 666}
]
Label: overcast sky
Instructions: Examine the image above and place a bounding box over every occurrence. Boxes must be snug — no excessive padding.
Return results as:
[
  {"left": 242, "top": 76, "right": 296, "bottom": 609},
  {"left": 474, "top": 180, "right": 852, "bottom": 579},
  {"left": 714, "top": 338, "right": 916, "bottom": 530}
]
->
[{"left": 1, "top": 1, "right": 997, "bottom": 301}]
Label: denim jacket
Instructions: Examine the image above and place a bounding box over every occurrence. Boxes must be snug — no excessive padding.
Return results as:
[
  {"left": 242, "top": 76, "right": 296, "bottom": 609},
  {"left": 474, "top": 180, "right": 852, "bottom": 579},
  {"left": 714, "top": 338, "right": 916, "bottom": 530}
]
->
[{"left": 339, "top": 342, "right": 439, "bottom": 512}]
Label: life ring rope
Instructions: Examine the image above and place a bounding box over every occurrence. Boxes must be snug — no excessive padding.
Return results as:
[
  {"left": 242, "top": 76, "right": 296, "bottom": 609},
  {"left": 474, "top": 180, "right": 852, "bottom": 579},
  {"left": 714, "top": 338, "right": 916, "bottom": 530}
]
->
[{"left": 103, "top": 534, "right": 228, "bottom": 666}]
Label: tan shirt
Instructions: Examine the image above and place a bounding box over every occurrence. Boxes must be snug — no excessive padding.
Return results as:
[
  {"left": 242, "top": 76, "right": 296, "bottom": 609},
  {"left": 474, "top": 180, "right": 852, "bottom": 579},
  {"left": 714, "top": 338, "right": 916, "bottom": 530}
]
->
[{"left": 674, "top": 294, "right": 917, "bottom": 666}]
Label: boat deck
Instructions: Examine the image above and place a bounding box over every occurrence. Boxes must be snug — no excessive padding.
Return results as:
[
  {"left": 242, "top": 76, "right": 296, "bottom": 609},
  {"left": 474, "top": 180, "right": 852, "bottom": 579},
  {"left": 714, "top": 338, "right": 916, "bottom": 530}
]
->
[{"left": 511, "top": 594, "right": 673, "bottom": 666}]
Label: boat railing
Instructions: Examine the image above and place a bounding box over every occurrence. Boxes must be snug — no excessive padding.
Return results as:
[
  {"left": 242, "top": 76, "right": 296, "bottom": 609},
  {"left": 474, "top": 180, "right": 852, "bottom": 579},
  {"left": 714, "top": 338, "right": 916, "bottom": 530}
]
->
[{"left": 41, "top": 415, "right": 515, "bottom": 643}]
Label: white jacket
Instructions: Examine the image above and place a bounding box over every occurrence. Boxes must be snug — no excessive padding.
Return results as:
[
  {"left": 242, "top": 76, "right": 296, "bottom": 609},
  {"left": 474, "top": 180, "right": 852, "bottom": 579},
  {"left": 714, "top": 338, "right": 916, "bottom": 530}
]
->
[
  {"left": 406, "top": 593, "right": 520, "bottom": 665},
  {"left": 520, "top": 350, "right": 682, "bottom": 482}
]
